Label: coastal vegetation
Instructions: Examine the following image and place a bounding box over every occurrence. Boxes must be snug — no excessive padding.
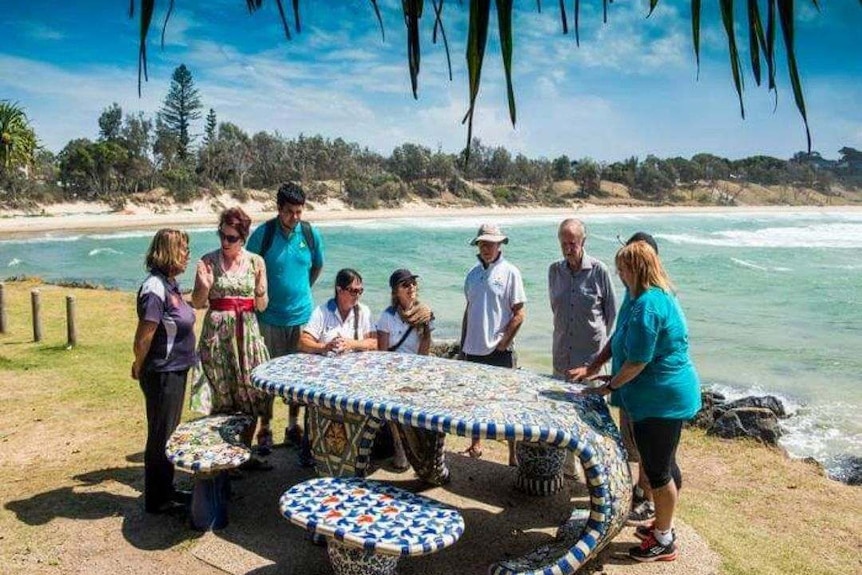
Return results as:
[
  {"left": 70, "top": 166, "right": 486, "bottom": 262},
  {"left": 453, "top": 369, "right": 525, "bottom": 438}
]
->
[
  {"left": 2, "top": 85, "right": 861, "bottom": 213},
  {"left": 1, "top": 278, "right": 860, "bottom": 574}
]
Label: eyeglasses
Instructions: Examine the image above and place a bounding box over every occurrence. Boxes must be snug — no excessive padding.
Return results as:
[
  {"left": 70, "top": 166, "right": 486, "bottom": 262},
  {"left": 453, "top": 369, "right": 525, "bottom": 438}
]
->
[
  {"left": 340, "top": 286, "right": 364, "bottom": 296},
  {"left": 398, "top": 280, "right": 417, "bottom": 289},
  {"left": 218, "top": 230, "right": 242, "bottom": 244}
]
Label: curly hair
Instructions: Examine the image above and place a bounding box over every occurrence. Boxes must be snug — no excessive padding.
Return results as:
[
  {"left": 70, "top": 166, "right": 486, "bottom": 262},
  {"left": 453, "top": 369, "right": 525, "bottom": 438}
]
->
[
  {"left": 219, "top": 207, "right": 252, "bottom": 240},
  {"left": 145, "top": 228, "right": 189, "bottom": 277}
]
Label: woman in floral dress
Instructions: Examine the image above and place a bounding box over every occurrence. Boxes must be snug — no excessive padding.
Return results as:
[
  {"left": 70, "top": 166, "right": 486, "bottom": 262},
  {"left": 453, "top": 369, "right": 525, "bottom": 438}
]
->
[{"left": 192, "top": 207, "right": 273, "bottom": 465}]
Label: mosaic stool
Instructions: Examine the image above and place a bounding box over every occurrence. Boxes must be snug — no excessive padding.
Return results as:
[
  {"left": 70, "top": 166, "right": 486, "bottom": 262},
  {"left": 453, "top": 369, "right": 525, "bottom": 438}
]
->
[
  {"left": 279, "top": 476, "right": 464, "bottom": 575},
  {"left": 166, "top": 414, "right": 253, "bottom": 531},
  {"left": 514, "top": 442, "right": 568, "bottom": 496}
]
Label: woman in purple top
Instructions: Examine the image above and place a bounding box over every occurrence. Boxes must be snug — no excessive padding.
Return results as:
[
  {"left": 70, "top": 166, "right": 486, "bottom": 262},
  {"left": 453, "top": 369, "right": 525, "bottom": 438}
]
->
[{"left": 132, "top": 229, "right": 196, "bottom": 515}]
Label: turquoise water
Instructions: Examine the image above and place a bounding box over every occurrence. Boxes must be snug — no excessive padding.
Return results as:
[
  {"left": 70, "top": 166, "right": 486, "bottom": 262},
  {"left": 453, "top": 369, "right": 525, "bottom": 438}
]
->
[{"left": 2, "top": 210, "right": 861, "bottom": 474}]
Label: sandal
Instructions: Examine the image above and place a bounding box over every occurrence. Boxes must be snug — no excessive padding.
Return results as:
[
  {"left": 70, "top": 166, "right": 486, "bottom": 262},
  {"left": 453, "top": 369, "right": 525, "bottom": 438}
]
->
[
  {"left": 390, "top": 457, "right": 410, "bottom": 473},
  {"left": 256, "top": 428, "right": 274, "bottom": 456},
  {"left": 462, "top": 445, "right": 483, "bottom": 459}
]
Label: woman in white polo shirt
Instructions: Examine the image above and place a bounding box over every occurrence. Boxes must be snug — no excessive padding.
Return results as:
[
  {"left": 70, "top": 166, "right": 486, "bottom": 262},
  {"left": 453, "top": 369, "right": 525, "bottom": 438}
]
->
[{"left": 299, "top": 268, "right": 377, "bottom": 355}]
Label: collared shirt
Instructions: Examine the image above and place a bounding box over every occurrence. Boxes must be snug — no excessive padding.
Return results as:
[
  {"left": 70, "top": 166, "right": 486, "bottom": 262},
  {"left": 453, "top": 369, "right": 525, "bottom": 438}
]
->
[
  {"left": 304, "top": 298, "right": 374, "bottom": 344},
  {"left": 137, "top": 272, "right": 197, "bottom": 373},
  {"left": 548, "top": 253, "right": 617, "bottom": 376},
  {"left": 247, "top": 220, "right": 325, "bottom": 328},
  {"left": 463, "top": 255, "right": 527, "bottom": 356}
]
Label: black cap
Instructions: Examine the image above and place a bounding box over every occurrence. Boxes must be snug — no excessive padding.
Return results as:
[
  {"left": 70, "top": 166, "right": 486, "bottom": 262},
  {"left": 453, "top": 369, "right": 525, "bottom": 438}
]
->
[
  {"left": 389, "top": 269, "right": 419, "bottom": 289},
  {"left": 626, "top": 232, "right": 658, "bottom": 254}
]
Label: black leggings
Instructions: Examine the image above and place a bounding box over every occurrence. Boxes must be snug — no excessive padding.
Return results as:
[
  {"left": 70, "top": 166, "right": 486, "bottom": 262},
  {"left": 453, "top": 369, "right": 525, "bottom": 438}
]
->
[{"left": 632, "top": 418, "right": 684, "bottom": 490}]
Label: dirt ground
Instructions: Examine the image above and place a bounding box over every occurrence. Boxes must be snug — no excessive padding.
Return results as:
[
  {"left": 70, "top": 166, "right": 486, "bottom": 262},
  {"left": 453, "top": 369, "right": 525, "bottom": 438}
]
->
[{"left": 2, "top": 433, "right": 719, "bottom": 575}]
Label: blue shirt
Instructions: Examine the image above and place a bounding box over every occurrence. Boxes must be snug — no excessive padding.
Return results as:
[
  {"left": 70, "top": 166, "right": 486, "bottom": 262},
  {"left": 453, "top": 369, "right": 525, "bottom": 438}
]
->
[
  {"left": 247, "top": 220, "right": 324, "bottom": 327},
  {"left": 610, "top": 287, "right": 701, "bottom": 422}
]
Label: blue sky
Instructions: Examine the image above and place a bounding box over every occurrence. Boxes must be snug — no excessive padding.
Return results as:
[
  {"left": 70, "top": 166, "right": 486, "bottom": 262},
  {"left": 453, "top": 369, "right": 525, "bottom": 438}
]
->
[{"left": 2, "top": 0, "right": 860, "bottom": 162}]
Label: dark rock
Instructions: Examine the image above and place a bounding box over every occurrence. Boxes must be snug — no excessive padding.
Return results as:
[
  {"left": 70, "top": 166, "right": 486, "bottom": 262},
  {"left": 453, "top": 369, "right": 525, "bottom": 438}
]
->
[
  {"left": 707, "top": 407, "right": 782, "bottom": 445},
  {"left": 691, "top": 391, "right": 727, "bottom": 429},
  {"left": 429, "top": 340, "right": 460, "bottom": 359},
  {"left": 828, "top": 455, "right": 862, "bottom": 486},
  {"left": 724, "top": 395, "right": 787, "bottom": 418}
]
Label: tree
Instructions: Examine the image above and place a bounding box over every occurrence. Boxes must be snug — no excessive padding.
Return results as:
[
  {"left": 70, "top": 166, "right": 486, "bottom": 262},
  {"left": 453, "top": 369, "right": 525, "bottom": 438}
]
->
[
  {"left": 132, "top": 2, "right": 839, "bottom": 154},
  {"left": 203, "top": 108, "right": 217, "bottom": 148},
  {"left": 159, "top": 64, "right": 202, "bottom": 162},
  {"left": 389, "top": 143, "right": 431, "bottom": 182},
  {"left": 0, "top": 101, "right": 38, "bottom": 175},
  {"left": 98, "top": 103, "right": 123, "bottom": 142},
  {"left": 551, "top": 155, "right": 573, "bottom": 181},
  {"left": 573, "top": 158, "right": 601, "bottom": 198}
]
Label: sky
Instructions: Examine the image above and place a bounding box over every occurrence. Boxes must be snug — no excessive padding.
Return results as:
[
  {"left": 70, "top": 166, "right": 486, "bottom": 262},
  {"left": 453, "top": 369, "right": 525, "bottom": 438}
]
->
[{"left": 2, "top": 0, "right": 860, "bottom": 162}]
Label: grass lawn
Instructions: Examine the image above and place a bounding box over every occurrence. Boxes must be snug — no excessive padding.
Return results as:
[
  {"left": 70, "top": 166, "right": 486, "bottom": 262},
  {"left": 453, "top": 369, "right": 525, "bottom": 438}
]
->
[{"left": 1, "top": 279, "right": 859, "bottom": 574}]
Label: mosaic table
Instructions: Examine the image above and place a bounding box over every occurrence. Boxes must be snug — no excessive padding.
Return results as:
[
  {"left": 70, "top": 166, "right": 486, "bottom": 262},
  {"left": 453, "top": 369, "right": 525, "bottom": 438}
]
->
[
  {"left": 280, "top": 476, "right": 464, "bottom": 575},
  {"left": 251, "top": 352, "right": 630, "bottom": 575}
]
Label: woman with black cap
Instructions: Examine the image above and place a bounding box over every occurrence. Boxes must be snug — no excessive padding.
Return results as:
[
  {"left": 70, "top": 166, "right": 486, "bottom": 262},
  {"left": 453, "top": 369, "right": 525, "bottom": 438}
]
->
[{"left": 377, "top": 268, "right": 435, "bottom": 470}]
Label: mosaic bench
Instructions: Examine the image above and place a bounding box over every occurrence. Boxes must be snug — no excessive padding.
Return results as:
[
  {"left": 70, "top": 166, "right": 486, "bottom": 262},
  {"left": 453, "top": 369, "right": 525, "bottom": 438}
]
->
[
  {"left": 279, "top": 476, "right": 464, "bottom": 575},
  {"left": 165, "top": 414, "right": 254, "bottom": 530}
]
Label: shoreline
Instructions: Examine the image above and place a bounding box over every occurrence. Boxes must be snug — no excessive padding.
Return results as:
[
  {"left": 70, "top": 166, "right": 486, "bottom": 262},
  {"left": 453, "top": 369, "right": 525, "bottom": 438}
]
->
[{"left": 3, "top": 199, "right": 862, "bottom": 239}]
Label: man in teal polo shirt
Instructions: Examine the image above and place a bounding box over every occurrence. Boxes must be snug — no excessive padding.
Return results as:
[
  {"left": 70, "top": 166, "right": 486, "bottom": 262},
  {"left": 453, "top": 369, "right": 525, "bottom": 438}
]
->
[{"left": 247, "top": 182, "right": 324, "bottom": 452}]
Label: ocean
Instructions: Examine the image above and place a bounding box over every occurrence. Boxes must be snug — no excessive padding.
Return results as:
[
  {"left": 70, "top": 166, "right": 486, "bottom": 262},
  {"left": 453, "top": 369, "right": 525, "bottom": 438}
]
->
[{"left": 2, "top": 210, "right": 860, "bottom": 477}]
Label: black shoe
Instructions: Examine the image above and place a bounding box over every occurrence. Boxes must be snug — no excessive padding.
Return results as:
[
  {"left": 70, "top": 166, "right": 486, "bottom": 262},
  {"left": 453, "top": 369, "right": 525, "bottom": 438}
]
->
[
  {"left": 284, "top": 425, "right": 304, "bottom": 448},
  {"left": 629, "top": 533, "right": 678, "bottom": 562},
  {"left": 170, "top": 489, "right": 192, "bottom": 506},
  {"left": 146, "top": 500, "right": 187, "bottom": 516}
]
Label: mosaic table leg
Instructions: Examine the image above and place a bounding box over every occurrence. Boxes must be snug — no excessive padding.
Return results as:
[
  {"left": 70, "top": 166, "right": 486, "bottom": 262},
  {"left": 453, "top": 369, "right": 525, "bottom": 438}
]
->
[
  {"left": 327, "top": 541, "right": 398, "bottom": 575},
  {"left": 307, "top": 405, "right": 383, "bottom": 478},
  {"left": 395, "top": 424, "right": 451, "bottom": 485},
  {"left": 490, "top": 431, "right": 632, "bottom": 575},
  {"left": 514, "top": 442, "right": 567, "bottom": 496}
]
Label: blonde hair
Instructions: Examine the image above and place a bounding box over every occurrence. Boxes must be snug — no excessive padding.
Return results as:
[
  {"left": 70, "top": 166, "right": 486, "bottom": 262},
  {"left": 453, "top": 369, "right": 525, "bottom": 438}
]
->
[
  {"left": 145, "top": 228, "right": 189, "bottom": 277},
  {"left": 615, "top": 241, "right": 674, "bottom": 297}
]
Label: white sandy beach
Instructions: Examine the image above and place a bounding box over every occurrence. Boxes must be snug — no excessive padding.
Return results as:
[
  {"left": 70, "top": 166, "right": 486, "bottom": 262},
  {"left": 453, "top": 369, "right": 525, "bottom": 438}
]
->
[{"left": 1, "top": 194, "right": 861, "bottom": 239}]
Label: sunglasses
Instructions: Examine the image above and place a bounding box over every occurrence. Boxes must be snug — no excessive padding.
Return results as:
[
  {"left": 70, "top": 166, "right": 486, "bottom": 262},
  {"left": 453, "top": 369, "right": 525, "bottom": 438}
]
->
[
  {"left": 340, "top": 286, "right": 364, "bottom": 296},
  {"left": 218, "top": 230, "right": 242, "bottom": 244}
]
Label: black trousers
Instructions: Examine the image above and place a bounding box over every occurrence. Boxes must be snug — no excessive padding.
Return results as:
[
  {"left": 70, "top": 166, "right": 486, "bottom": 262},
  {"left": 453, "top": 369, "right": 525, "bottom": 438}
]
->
[
  {"left": 463, "top": 349, "right": 517, "bottom": 369},
  {"left": 139, "top": 369, "right": 188, "bottom": 511},
  {"left": 632, "top": 417, "right": 684, "bottom": 490}
]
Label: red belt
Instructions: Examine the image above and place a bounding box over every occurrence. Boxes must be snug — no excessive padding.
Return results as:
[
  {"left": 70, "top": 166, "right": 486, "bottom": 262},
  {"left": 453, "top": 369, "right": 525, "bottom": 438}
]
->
[{"left": 210, "top": 297, "right": 255, "bottom": 366}]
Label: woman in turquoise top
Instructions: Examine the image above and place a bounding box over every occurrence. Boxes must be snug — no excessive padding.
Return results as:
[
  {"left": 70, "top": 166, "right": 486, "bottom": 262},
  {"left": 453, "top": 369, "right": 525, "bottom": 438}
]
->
[{"left": 584, "top": 241, "right": 700, "bottom": 563}]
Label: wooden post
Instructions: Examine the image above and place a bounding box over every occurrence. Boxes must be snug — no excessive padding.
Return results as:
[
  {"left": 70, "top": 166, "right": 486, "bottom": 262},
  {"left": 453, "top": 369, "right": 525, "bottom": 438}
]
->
[
  {"left": 66, "top": 295, "right": 77, "bottom": 348},
  {"left": 0, "top": 282, "right": 7, "bottom": 334},
  {"left": 31, "top": 289, "right": 42, "bottom": 342}
]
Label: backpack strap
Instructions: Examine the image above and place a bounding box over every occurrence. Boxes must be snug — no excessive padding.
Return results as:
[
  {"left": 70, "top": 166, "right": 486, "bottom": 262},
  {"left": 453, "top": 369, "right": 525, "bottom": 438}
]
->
[
  {"left": 259, "top": 218, "right": 278, "bottom": 259},
  {"left": 301, "top": 220, "right": 322, "bottom": 285}
]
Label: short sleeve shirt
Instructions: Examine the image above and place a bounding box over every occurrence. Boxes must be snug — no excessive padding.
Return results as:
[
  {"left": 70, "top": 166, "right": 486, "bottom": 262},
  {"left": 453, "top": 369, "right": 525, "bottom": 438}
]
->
[
  {"left": 136, "top": 272, "right": 197, "bottom": 372},
  {"left": 247, "top": 220, "right": 325, "bottom": 328},
  {"left": 376, "top": 307, "right": 436, "bottom": 355},
  {"left": 304, "top": 299, "right": 374, "bottom": 345},
  {"left": 610, "top": 287, "right": 701, "bottom": 422},
  {"left": 548, "top": 254, "right": 617, "bottom": 376},
  {"left": 462, "top": 255, "right": 527, "bottom": 356}
]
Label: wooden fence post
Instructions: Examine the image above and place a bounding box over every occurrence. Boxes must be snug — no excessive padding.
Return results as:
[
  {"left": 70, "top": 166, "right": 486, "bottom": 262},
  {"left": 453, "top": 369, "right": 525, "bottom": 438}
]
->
[
  {"left": 66, "top": 295, "right": 77, "bottom": 348},
  {"left": 31, "top": 289, "right": 42, "bottom": 342},
  {"left": 0, "top": 282, "right": 7, "bottom": 334}
]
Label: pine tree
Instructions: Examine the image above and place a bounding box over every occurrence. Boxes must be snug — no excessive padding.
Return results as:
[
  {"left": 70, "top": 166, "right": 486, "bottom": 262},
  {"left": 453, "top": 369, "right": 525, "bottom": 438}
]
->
[
  {"left": 203, "top": 108, "right": 217, "bottom": 148},
  {"left": 159, "top": 64, "right": 202, "bottom": 161}
]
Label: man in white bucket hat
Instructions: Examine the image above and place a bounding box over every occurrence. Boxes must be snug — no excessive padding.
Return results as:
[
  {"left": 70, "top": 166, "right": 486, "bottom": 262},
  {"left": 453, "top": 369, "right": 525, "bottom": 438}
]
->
[{"left": 459, "top": 223, "right": 526, "bottom": 463}]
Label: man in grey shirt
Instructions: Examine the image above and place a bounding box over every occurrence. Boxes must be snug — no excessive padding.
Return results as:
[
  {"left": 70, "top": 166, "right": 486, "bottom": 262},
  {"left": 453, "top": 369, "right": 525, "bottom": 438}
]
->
[{"left": 548, "top": 218, "right": 617, "bottom": 377}]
